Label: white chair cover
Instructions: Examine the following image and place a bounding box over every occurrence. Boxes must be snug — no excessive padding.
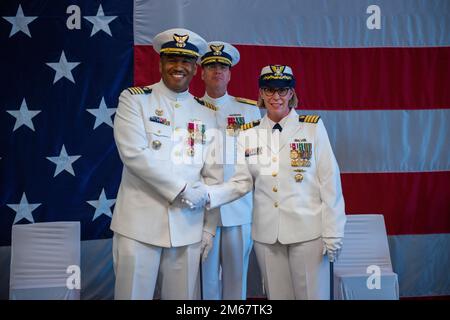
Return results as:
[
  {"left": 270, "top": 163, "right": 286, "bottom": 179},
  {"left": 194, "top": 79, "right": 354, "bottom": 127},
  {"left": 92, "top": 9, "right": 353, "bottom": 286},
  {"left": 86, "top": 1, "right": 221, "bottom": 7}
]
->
[
  {"left": 9, "top": 221, "right": 81, "bottom": 300},
  {"left": 334, "top": 214, "right": 399, "bottom": 300}
]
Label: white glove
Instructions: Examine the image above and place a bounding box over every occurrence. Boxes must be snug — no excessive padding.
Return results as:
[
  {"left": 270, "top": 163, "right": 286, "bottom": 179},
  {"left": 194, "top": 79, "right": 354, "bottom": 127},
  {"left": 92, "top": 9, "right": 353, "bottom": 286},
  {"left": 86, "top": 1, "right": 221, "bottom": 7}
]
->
[
  {"left": 322, "top": 237, "right": 343, "bottom": 262},
  {"left": 200, "top": 231, "right": 214, "bottom": 262},
  {"left": 181, "top": 182, "right": 208, "bottom": 209}
]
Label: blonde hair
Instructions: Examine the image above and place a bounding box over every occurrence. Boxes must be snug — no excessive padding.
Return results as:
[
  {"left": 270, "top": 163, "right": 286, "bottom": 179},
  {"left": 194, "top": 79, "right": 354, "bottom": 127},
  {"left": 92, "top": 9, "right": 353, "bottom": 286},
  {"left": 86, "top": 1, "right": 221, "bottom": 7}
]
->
[{"left": 257, "top": 89, "right": 299, "bottom": 108}]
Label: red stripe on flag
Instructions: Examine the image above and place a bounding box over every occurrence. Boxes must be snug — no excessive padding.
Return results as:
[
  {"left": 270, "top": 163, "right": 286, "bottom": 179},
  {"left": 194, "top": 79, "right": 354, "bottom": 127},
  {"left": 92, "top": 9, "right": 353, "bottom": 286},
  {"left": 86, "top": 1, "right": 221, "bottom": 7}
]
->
[
  {"left": 342, "top": 171, "right": 450, "bottom": 235},
  {"left": 135, "top": 45, "right": 450, "bottom": 110}
]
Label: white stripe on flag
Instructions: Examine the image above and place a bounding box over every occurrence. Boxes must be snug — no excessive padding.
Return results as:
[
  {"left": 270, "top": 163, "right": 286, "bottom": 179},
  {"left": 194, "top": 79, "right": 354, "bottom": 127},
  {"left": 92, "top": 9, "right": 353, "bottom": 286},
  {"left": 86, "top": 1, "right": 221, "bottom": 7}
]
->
[
  {"left": 313, "top": 109, "right": 450, "bottom": 173},
  {"left": 134, "top": 0, "right": 450, "bottom": 47}
]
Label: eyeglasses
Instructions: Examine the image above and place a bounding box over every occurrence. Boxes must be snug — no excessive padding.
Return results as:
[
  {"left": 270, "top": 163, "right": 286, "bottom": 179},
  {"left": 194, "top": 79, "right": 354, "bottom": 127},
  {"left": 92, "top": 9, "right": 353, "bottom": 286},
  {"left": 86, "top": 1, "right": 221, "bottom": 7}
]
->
[{"left": 262, "top": 87, "right": 291, "bottom": 97}]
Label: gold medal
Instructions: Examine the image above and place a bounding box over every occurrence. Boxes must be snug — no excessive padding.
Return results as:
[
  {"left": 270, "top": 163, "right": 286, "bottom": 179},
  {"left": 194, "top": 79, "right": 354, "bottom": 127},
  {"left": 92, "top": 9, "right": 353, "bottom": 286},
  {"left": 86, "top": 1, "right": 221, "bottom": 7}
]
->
[
  {"left": 300, "top": 160, "right": 311, "bottom": 167},
  {"left": 295, "top": 173, "right": 303, "bottom": 183},
  {"left": 290, "top": 142, "right": 300, "bottom": 167},
  {"left": 155, "top": 108, "right": 163, "bottom": 116}
]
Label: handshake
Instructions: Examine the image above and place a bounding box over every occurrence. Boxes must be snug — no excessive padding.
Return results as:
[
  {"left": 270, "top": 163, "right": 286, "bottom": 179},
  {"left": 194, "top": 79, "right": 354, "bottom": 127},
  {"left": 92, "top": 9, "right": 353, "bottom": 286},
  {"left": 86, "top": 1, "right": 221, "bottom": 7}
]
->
[{"left": 179, "top": 182, "right": 209, "bottom": 210}]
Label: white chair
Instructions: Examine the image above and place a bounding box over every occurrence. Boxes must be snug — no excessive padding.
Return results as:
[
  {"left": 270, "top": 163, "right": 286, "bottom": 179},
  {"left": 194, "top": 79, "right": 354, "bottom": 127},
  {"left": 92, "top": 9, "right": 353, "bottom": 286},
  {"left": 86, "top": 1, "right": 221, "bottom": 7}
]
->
[
  {"left": 333, "top": 214, "right": 399, "bottom": 299},
  {"left": 9, "top": 221, "right": 81, "bottom": 300}
]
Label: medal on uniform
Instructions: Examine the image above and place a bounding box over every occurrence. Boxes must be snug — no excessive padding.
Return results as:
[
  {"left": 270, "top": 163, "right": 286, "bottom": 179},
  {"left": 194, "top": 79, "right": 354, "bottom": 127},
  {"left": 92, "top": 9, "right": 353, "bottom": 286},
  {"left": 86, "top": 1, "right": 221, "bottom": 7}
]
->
[
  {"left": 290, "top": 143, "right": 300, "bottom": 167},
  {"left": 299, "top": 142, "right": 312, "bottom": 167},
  {"left": 191, "top": 120, "right": 205, "bottom": 144},
  {"left": 293, "top": 169, "right": 305, "bottom": 182},
  {"left": 187, "top": 120, "right": 206, "bottom": 156},
  {"left": 226, "top": 114, "right": 245, "bottom": 136},
  {"left": 155, "top": 108, "right": 164, "bottom": 116},
  {"left": 187, "top": 122, "right": 195, "bottom": 156},
  {"left": 197, "top": 123, "right": 206, "bottom": 144}
]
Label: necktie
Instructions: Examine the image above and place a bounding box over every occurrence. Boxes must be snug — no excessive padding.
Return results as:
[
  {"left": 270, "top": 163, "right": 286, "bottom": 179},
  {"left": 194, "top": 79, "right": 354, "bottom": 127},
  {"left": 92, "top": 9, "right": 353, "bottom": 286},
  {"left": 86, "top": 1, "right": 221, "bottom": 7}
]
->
[{"left": 273, "top": 123, "right": 283, "bottom": 132}]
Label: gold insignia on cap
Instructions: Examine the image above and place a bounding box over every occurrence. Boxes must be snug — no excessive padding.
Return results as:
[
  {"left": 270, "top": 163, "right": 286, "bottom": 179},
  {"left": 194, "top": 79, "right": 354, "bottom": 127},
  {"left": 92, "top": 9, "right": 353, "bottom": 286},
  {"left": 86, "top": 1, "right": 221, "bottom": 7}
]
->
[
  {"left": 270, "top": 65, "right": 285, "bottom": 76},
  {"left": 173, "top": 34, "right": 189, "bottom": 48},
  {"left": 210, "top": 44, "right": 224, "bottom": 56}
]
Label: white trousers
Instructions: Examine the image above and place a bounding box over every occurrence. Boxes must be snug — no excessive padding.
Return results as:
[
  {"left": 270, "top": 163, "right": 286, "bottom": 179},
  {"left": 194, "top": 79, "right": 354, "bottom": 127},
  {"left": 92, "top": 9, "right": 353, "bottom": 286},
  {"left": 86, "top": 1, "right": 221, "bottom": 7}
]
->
[
  {"left": 113, "top": 233, "right": 201, "bottom": 300},
  {"left": 253, "top": 237, "right": 330, "bottom": 300},
  {"left": 201, "top": 224, "right": 253, "bottom": 300}
]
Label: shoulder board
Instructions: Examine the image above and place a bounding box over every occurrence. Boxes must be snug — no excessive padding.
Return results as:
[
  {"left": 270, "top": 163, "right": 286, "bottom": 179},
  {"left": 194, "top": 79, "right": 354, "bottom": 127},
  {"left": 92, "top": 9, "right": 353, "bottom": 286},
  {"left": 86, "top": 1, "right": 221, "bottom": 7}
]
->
[
  {"left": 127, "top": 86, "right": 152, "bottom": 95},
  {"left": 194, "top": 97, "right": 218, "bottom": 111},
  {"left": 240, "top": 120, "right": 261, "bottom": 131},
  {"left": 299, "top": 115, "right": 320, "bottom": 124},
  {"left": 235, "top": 97, "right": 257, "bottom": 106}
]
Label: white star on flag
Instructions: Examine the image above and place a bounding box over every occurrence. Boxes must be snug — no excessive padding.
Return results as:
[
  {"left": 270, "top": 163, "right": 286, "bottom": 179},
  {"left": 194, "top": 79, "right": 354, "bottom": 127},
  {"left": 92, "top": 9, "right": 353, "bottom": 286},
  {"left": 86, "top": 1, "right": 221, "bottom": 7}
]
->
[
  {"left": 2, "top": 4, "right": 37, "bottom": 38},
  {"left": 87, "top": 189, "right": 116, "bottom": 221},
  {"left": 7, "top": 193, "right": 41, "bottom": 224},
  {"left": 84, "top": 4, "right": 117, "bottom": 37},
  {"left": 87, "top": 97, "right": 117, "bottom": 129},
  {"left": 46, "top": 145, "right": 81, "bottom": 177},
  {"left": 46, "top": 51, "right": 81, "bottom": 84},
  {"left": 6, "top": 98, "right": 41, "bottom": 132}
]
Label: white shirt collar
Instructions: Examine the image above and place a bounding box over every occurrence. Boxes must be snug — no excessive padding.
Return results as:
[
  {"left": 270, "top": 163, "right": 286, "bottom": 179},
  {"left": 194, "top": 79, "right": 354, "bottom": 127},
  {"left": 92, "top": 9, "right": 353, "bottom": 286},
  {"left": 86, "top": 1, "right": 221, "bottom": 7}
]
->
[
  {"left": 266, "top": 108, "right": 296, "bottom": 129},
  {"left": 203, "top": 92, "right": 230, "bottom": 107},
  {"left": 155, "top": 80, "right": 191, "bottom": 101}
]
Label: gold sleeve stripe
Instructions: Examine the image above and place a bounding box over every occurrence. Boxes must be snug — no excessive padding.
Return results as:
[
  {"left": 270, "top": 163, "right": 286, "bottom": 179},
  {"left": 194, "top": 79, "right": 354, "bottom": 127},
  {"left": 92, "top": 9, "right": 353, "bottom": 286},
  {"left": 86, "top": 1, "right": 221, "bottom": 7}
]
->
[
  {"left": 127, "top": 87, "right": 153, "bottom": 95},
  {"left": 204, "top": 102, "right": 218, "bottom": 111},
  {"left": 235, "top": 97, "right": 257, "bottom": 105},
  {"left": 240, "top": 120, "right": 260, "bottom": 130}
]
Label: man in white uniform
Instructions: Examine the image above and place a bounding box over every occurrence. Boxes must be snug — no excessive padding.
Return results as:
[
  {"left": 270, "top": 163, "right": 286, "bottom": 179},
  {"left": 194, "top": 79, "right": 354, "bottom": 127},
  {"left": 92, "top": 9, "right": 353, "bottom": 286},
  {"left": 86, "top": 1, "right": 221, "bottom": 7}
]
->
[
  {"left": 201, "top": 65, "right": 346, "bottom": 299},
  {"left": 199, "top": 41, "right": 261, "bottom": 300},
  {"left": 111, "top": 28, "right": 221, "bottom": 300}
]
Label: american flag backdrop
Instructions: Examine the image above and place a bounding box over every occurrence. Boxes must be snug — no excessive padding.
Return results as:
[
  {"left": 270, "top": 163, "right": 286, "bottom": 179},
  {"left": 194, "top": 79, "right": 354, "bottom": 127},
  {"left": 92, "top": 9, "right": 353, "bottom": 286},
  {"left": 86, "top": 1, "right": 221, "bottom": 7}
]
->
[
  {"left": 1, "top": 0, "right": 449, "bottom": 299},
  {"left": 1, "top": 0, "right": 131, "bottom": 242}
]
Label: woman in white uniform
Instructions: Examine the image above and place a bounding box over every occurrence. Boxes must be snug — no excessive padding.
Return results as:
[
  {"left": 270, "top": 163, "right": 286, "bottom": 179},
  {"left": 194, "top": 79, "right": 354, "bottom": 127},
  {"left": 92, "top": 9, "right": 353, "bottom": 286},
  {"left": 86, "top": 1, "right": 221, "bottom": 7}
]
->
[{"left": 205, "top": 65, "right": 346, "bottom": 299}]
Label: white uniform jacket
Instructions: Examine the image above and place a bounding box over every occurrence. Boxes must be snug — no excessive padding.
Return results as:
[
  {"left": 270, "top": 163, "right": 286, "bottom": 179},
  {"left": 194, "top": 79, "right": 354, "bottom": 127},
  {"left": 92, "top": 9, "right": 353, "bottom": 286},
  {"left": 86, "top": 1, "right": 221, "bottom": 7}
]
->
[
  {"left": 202, "top": 93, "right": 261, "bottom": 226},
  {"left": 208, "top": 108, "right": 346, "bottom": 244},
  {"left": 111, "top": 81, "right": 222, "bottom": 248}
]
